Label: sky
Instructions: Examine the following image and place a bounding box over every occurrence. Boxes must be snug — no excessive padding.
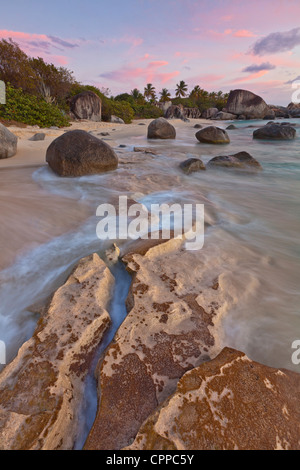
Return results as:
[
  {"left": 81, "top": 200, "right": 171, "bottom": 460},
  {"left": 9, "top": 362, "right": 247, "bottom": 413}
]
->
[{"left": 1, "top": 0, "right": 300, "bottom": 104}]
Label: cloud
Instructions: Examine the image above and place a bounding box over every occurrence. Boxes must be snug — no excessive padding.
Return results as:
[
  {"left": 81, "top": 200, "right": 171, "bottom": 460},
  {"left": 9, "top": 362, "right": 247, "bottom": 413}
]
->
[
  {"left": 100, "top": 60, "right": 179, "bottom": 86},
  {"left": 285, "top": 75, "right": 300, "bottom": 84},
  {"left": 250, "top": 27, "right": 300, "bottom": 55},
  {"left": 47, "top": 35, "right": 79, "bottom": 49},
  {"left": 233, "top": 30, "right": 257, "bottom": 38},
  {"left": 242, "top": 62, "right": 276, "bottom": 73}
]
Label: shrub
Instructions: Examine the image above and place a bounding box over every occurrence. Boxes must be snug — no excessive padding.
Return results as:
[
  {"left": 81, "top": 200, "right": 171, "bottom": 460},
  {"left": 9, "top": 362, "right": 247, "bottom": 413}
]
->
[
  {"left": 110, "top": 100, "right": 135, "bottom": 124},
  {"left": 0, "top": 84, "right": 70, "bottom": 128},
  {"left": 132, "top": 104, "right": 163, "bottom": 120}
]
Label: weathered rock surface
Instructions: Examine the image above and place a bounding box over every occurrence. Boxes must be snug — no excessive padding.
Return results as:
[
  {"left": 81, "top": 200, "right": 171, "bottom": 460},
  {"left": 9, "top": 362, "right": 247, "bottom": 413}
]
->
[
  {"left": 196, "top": 126, "right": 230, "bottom": 144},
  {"left": 201, "top": 108, "right": 219, "bottom": 119},
  {"left": 253, "top": 123, "right": 296, "bottom": 140},
  {"left": 207, "top": 151, "right": 262, "bottom": 170},
  {"left": 133, "top": 147, "right": 159, "bottom": 155},
  {"left": 165, "top": 105, "right": 201, "bottom": 121},
  {"left": 148, "top": 117, "right": 176, "bottom": 139},
  {"left": 46, "top": 130, "right": 118, "bottom": 177},
  {"left": 179, "top": 158, "right": 206, "bottom": 174},
  {"left": 214, "top": 111, "right": 237, "bottom": 120},
  {"left": 0, "top": 123, "right": 18, "bottom": 159},
  {"left": 0, "top": 254, "right": 114, "bottom": 450},
  {"left": 225, "top": 89, "right": 270, "bottom": 119},
  {"left": 268, "top": 105, "right": 290, "bottom": 119},
  {"left": 84, "top": 238, "right": 222, "bottom": 450},
  {"left": 126, "top": 347, "right": 300, "bottom": 450},
  {"left": 70, "top": 91, "right": 102, "bottom": 122},
  {"left": 29, "top": 133, "right": 46, "bottom": 141}
]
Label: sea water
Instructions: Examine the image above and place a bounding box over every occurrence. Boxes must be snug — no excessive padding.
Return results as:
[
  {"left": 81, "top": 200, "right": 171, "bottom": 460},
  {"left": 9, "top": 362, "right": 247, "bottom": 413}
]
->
[{"left": 0, "top": 119, "right": 299, "bottom": 376}]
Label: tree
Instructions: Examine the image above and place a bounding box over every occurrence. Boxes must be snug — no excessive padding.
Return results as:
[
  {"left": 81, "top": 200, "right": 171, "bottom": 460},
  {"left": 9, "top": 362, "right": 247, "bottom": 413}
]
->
[
  {"left": 130, "top": 88, "right": 145, "bottom": 104},
  {"left": 144, "top": 83, "right": 156, "bottom": 102},
  {"left": 30, "top": 57, "right": 76, "bottom": 104},
  {"left": 159, "top": 88, "right": 171, "bottom": 103},
  {"left": 175, "top": 80, "right": 188, "bottom": 98},
  {"left": 0, "top": 39, "right": 37, "bottom": 93},
  {"left": 190, "top": 85, "right": 203, "bottom": 101}
]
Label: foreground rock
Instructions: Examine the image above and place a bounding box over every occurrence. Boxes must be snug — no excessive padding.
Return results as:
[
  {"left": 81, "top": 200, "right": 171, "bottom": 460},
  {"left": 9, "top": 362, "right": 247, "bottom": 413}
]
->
[
  {"left": 253, "top": 123, "right": 296, "bottom": 140},
  {"left": 0, "top": 254, "right": 114, "bottom": 450},
  {"left": 46, "top": 130, "right": 118, "bottom": 176},
  {"left": 70, "top": 91, "right": 102, "bottom": 122},
  {"left": 196, "top": 126, "right": 230, "bottom": 144},
  {"left": 148, "top": 117, "right": 176, "bottom": 139},
  {"left": 126, "top": 347, "right": 300, "bottom": 450},
  {"left": 84, "top": 238, "right": 222, "bottom": 450},
  {"left": 0, "top": 123, "right": 18, "bottom": 159},
  {"left": 207, "top": 152, "right": 262, "bottom": 170},
  {"left": 225, "top": 89, "right": 270, "bottom": 119},
  {"left": 180, "top": 158, "right": 206, "bottom": 174}
]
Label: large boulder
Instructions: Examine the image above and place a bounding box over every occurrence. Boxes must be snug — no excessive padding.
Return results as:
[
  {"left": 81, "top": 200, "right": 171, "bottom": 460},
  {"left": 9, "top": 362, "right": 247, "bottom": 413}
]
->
[
  {"left": 126, "top": 347, "right": 300, "bottom": 450},
  {"left": 46, "top": 130, "right": 118, "bottom": 177},
  {"left": 207, "top": 151, "right": 262, "bottom": 170},
  {"left": 196, "top": 126, "right": 230, "bottom": 144},
  {"left": 0, "top": 254, "right": 114, "bottom": 450},
  {"left": 0, "top": 123, "right": 18, "bottom": 159},
  {"left": 225, "top": 89, "right": 270, "bottom": 119},
  {"left": 287, "top": 103, "right": 300, "bottom": 117},
  {"left": 253, "top": 123, "right": 296, "bottom": 140},
  {"left": 70, "top": 91, "right": 102, "bottom": 122},
  {"left": 147, "top": 117, "right": 176, "bottom": 139}
]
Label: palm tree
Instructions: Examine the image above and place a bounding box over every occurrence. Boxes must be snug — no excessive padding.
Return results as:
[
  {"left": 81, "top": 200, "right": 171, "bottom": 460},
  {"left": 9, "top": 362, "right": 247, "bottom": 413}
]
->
[
  {"left": 130, "top": 88, "right": 145, "bottom": 104},
  {"left": 175, "top": 80, "right": 188, "bottom": 98},
  {"left": 159, "top": 88, "right": 171, "bottom": 103},
  {"left": 190, "top": 85, "right": 202, "bottom": 101},
  {"left": 144, "top": 83, "right": 156, "bottom": 102}
]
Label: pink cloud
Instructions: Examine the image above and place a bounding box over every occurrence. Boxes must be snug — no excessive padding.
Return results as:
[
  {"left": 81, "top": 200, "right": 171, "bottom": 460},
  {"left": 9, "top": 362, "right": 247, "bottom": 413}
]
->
[
  {"left": 231, "top": 70, "right": 269, "bottom": 84},
  {"left": 100, "top": 60, "right": 179, "bottom": 88},
  {"left": 233, "top": 29, "right": 257, "bottom": 38}
]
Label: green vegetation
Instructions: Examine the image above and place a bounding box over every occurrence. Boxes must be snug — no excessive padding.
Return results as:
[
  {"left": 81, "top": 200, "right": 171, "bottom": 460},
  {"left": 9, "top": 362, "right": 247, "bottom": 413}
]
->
[
  {"left": 0, "top": 38, "right": 230, "bottom": 126},
  {"left": 0, "top": 84, "right": 70, "bottom": 128}
]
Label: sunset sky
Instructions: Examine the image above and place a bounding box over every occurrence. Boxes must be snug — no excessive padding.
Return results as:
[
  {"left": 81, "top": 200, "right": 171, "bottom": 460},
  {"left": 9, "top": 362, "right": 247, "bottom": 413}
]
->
[{"left": 1, "top": 0, "right": 300, "bottom": 104}]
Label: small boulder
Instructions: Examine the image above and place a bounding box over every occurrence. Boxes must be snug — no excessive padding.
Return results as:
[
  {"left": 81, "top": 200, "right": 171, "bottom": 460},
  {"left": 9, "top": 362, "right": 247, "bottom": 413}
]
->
[
  {"left": 196, "top": 126, "right": 230, "bottom": 144},
  {"left": 215, "top": 111, "right": 237, "bottom": 120},
  {"left": 29, "top": 133, "right": 46, "bottom": 141},
  {"left": 207, "top": 151, "right": 262, "bottom": 170},
  {"left": 110, "top": 115, "right": 125, "bottom": 124},
  {"left": 253, "top": 123, "right": 296, "bottom": 140},
  {"left": 46, "top": 130, "right": 118, "bottom": 177},
  {"left": 179, "top": 158, "right": 206, "bottom": 174},
  {"left": 226, "top": 124, "right": 237, "bottom": 130},
  {"left": 147, "top": 117, "right": 176, "bottom": 139},
  {"left": 194, "top": 124, "right": 202, "bottom": 129},
  {"left": 0, "top": 123, "right": 18, "bottom": 159}
]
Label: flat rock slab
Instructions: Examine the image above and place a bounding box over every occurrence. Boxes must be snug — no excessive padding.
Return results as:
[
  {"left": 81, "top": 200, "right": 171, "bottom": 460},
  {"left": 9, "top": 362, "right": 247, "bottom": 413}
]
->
[
  {"left": 126, "top": 347, "right": 300, "bottom": 450},
  {"left": 0, "top": 254, "right": 114, "bottom": 450},
  {"left": 84, "top": 238, "right": 223, "bottom": 450}
]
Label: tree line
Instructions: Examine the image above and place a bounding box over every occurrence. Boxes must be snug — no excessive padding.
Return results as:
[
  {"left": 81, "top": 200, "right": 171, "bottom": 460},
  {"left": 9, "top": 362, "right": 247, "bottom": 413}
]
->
[{"left": 0, "top": 38, "right": 229, "bottom": 126}]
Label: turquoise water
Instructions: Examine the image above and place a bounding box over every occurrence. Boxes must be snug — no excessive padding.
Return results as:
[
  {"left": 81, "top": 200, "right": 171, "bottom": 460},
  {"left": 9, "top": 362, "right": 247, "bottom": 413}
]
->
[{"left": 0, "top": 118, "right": 299, "bottom": 375}]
